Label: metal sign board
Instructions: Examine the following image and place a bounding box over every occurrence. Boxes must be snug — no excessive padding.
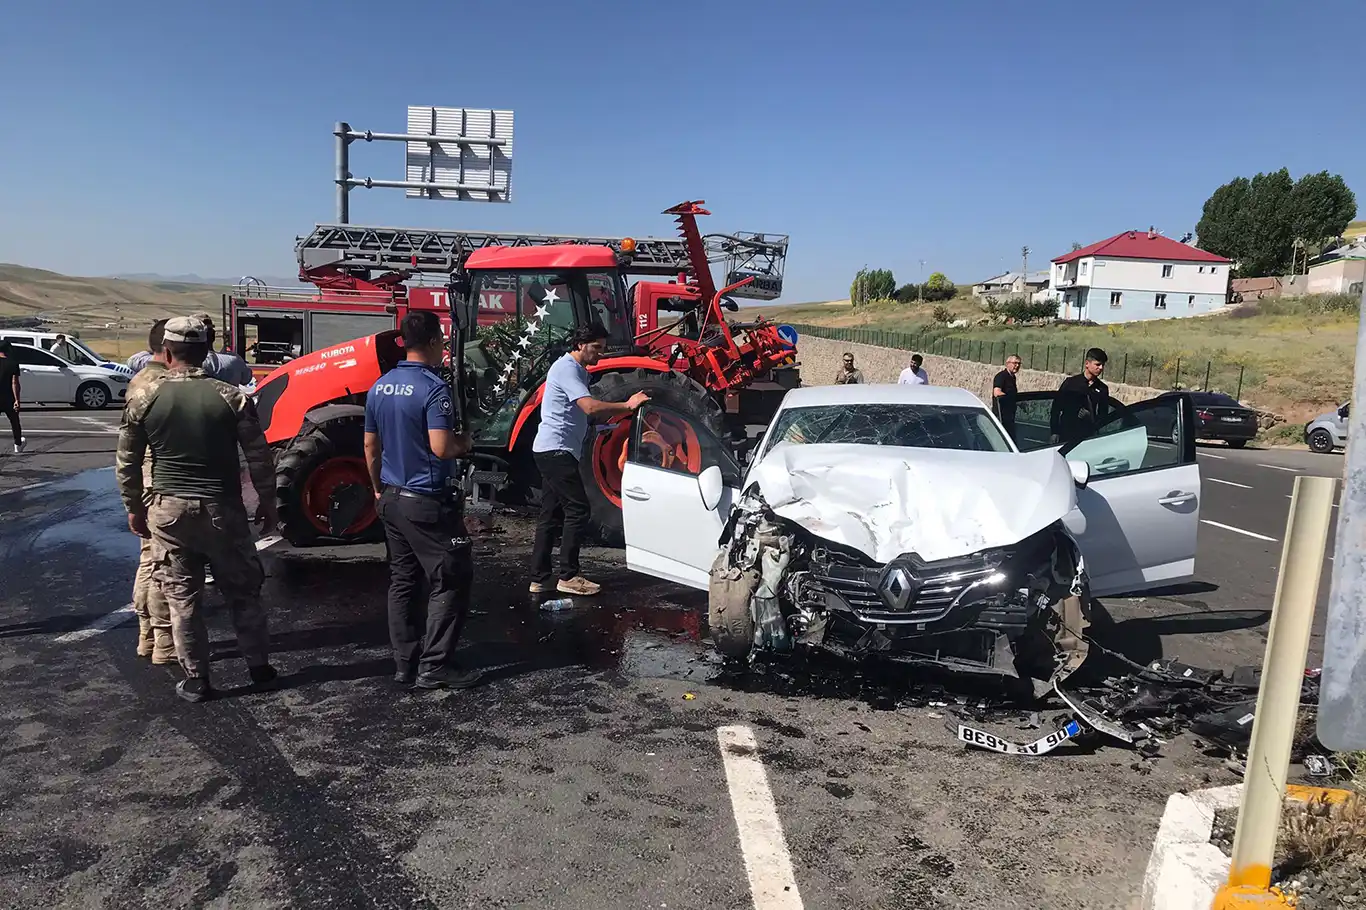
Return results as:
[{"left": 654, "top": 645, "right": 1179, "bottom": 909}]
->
[
  {"left": 725, "top": 271, "right": 783, "bottom": 301},
  {"left": 406, "top": 106, "right": 513, "bottom": 203}
]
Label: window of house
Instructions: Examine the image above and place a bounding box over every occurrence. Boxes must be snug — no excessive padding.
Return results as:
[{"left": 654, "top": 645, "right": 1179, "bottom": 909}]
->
[
  {"left": 1080, "top": 261, "right": 1089, "bottom": 276},
  {"left": 1198, "top": 266, "right": 1205, "bottom": 273},
  {"left": 1162, "top": 264, "right": 1174, "bottom": 278},
  {"left": 1210, "top": 266, "right": 1218, "bottom": 274},
  {"left": 1155, "top": 293, "right": 1167, "bottom": 310},
  {"left": 1188, "top": 295, "right": 1196, "bottom": 308},
  {"left": 1110, "top": 292, "right": 1122, "bottom": 308}
]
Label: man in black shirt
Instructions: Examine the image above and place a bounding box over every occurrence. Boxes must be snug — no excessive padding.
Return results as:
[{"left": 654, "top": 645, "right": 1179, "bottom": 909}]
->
[
  {"left": 991, "top": 353, "right": 1022, "bottom": 441},
  {"left": 0, "top": 342, "right": 23, "bottom": 454},
  {"left": 1051, "top": 347, "right": 1110, "bottom": 446}
]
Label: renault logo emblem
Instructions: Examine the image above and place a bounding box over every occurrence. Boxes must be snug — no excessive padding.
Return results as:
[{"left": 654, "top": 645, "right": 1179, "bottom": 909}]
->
[{"left": 879, "top": 565, "right": 917, "bottom": 610}]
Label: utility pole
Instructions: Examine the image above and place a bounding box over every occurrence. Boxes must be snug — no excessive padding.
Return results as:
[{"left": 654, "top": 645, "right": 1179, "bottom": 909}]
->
[{"left": 1021, "top": 246, "right": 1031, "bottom": 295}]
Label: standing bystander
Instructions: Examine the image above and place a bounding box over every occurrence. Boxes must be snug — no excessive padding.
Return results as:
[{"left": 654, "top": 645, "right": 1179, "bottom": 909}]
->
[
  {"left": 898, "top": 354, "right": 929, "bottom": 385},
  {"left": 0, "top": 343, "right": 23, "bottom": 454},
  {"left": 115, "top": 317, "right": 279, "bottom": 703},
  {"left": 530, "top": 324, "right": 649, "bottom": 596},
  {"left": 1051, "top": 348, "right": 1110, "bottom": 446},
  {"left": 992, "top": 354, "right": 1022, "bottom": 441},
  {"left": 193, "top": 314, "right": 254, "bottom": 387},
  {"left": 834, "top": 353, "right": 865, "bottom": 385},
  {"left": 125, "top": 320, "right": 175, "bottom": 662},
  {"left": 364, "top": 311, "right": 481, "bottom": 690}
]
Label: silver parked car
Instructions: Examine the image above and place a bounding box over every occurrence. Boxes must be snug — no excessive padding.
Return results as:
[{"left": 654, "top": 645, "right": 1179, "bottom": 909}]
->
[{"left": 1305, "top": 402, "right": 1349, "bottom": 454}]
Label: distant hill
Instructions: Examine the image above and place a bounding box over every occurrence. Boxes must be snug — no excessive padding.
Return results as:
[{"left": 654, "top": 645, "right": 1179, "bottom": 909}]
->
[
  {"left": 110, "top": 271, "right": 299, "bottom": 288},
  {"left": 0, "top": 264, "right": 228, "bottom": 330}
]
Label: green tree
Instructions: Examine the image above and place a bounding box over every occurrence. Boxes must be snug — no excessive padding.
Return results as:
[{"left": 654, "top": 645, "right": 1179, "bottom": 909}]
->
[
  {"left": 1288, "top": 171, "right": 1357, "bottom": 251},
  {"left": 894, "top": 283, "right": 920, "bottom": 302},
  {"left": 1197, "top": 169, "right": 1357, "bottom": 276},
  {"left": 850, "top": 268, "right": 895, "bottom": 305},
  {"left": 922, "top": 272, "right": 956, "bottom": 302}
]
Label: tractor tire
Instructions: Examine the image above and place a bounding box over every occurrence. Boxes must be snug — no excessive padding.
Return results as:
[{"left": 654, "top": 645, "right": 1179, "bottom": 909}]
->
[
  {"left": 579, "top": 369, "right": 727, "bottom": 548},
  {"left": 275, "top": 416, "right": 383, "bottom": 547}
]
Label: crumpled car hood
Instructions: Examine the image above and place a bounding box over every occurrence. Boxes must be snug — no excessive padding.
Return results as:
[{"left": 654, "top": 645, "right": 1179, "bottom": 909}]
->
[{"left": 748, "top": 443, "right": 1077, "bottom": 564}]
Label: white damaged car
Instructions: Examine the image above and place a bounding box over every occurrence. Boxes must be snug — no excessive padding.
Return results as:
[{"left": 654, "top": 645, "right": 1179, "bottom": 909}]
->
[{"left": 619, "top": 383, "right": 1201, "bottom": 685}]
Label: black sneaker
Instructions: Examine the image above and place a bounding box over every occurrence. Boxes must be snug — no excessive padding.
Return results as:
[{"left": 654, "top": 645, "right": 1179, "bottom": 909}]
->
[
  {"left": 414, "top": 666, "right": 484, "bottom": 690},
  {"left": 176, "top": 677, "right": 213, "bottom": 703},
  {"left": 248, "top": 665, "right": 279, "bottom": 690}
]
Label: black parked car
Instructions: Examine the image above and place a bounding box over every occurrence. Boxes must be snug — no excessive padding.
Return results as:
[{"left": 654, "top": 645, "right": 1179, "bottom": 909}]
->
[{"left": 1159, "top": 391, "right": 1259, "bottom": 447}]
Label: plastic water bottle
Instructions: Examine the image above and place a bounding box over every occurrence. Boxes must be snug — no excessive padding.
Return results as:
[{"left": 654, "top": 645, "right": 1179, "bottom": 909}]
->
[{"left": 540, "top": 597, "right": 574, "bottom": 612}]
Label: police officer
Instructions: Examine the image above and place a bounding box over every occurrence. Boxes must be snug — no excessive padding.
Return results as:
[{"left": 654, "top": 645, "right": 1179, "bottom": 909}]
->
[
  {"left": 364, "top": 311, "right": 481, "bottom": 690},
  {"left": 115, "top": 316, "right": 279, "bottom": 703}
]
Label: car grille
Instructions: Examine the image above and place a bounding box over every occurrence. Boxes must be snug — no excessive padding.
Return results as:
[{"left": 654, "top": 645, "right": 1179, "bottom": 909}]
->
[{"left": 810, "top": 555, "right": 1000, "bottom": 624}]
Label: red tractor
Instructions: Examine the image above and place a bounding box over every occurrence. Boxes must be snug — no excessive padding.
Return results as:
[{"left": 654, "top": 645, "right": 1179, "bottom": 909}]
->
[{"left": 249, "top": 202, "right": 799, "bottom": 547}]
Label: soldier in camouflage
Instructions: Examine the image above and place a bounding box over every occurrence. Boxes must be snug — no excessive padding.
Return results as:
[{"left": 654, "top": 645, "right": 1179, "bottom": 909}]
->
[
  {"left": 116, "top": 316, "right": 280, "bottom": 703},
  {"left": 127, "top": 319, "right": 175, "bottom": 662}
]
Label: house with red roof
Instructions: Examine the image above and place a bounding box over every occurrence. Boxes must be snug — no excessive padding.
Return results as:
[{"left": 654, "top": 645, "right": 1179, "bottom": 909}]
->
[{"left": 1051, "top": 228, "right": 1232, "bottom": 324}]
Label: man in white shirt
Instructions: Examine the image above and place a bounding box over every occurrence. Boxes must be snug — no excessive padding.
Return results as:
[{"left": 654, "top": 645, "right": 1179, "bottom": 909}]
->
[{"left": 898, "top": 354, "right": 929, "bottom": 385}]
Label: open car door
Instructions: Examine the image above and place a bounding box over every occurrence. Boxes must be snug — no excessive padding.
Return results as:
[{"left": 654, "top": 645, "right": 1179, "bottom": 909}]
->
[
  {"left": 1014, "top": 390, "right": 1201, "bottom": 596},
  {"left": 620, "top": 404, "right": 742, "bottom": 590}
]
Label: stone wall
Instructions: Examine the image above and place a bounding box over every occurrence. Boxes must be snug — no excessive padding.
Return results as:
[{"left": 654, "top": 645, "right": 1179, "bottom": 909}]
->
[{"left": 797, "top": 335, "right": 1164, "bottom": 405}]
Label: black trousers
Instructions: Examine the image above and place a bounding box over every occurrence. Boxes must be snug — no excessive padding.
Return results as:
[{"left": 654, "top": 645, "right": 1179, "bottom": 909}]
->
[
  {"left": 0, "top": 403, "right": 19, "bottom": 446},
  {"left": 376, "top": 487, "right": 473, "bottom": 675},
  {"left": 531, "top": 451, "right": 591, "bottom": 586}
]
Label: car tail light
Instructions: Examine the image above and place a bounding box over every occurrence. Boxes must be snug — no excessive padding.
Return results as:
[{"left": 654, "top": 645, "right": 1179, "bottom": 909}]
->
[{"left": 1197, "top": 410, "right": 1213, "bottom": 420}]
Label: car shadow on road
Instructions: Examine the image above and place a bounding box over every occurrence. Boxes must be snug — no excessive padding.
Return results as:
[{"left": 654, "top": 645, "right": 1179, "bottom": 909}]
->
[
  {"left": 0, "top": 611, "right": 122, "bottom": 639},
  {"left": 1077, "top": 596, "right": 1271, "bottom": 682}
]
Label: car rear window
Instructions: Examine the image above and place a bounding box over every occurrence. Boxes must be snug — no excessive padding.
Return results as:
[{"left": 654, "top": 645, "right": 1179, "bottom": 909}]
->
[
  {"left": 765, "top": 403, "right": 1012, "bottom": 456},
  {"left": 1193, "top": 393, "right": 1242, "bottom": 408}
]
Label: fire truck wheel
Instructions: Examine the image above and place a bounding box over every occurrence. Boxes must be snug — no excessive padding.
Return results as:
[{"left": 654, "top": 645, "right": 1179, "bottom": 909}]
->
[
  {"left": 579, "top": 369, "right": 726, "bottom": 547},
  {"left": 275, "top": 420, "right": 383, "bottom": 547}
]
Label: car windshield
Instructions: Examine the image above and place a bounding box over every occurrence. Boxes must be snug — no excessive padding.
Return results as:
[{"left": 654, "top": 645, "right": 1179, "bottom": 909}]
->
[{"left": 765, "top": 403, "right": 1012, "bottom": 455}]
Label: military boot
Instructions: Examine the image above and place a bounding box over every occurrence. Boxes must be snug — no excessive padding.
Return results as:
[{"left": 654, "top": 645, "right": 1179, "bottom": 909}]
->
[{"left": 135, "top": 618, "right": 154, "bottom": 658}]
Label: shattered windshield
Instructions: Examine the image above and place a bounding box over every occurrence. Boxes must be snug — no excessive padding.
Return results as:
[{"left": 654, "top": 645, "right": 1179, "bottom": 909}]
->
[{"left": 765, "top": 404, "right": 1012, "bottom": 455}]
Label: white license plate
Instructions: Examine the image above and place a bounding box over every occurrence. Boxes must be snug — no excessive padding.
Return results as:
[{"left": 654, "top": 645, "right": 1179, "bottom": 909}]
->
[
  {"left": 1221, "top": 417, "right": 1244, "bottom": 423},
  {"left": 957, "top": 720, "right": 1083, "bottom": 756}
]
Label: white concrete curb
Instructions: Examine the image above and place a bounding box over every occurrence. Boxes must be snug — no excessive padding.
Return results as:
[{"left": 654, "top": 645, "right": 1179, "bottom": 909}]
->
[{"left": 1142, "top": 784, "right": 1243, "bottom": 910}]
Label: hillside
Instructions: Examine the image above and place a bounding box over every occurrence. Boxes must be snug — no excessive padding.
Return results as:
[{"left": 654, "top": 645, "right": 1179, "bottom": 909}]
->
[
  {"left": 0, "top": 264, "right": 226, "bottom": 329},
  {"left": 753, "top": 295, "right": 1359, "bottom": 428}
]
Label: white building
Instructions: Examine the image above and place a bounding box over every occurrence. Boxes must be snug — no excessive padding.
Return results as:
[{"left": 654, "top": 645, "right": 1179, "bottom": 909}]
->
[{"left": 1051, "top": 229, "right": 1232, "bottom": 324}]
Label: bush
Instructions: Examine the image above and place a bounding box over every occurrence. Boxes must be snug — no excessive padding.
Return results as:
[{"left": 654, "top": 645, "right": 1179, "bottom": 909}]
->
[
  {"left": 894, "top": 283, "right": 920, "bottom": 302},
  {"left": 932, "top": 305, "right": 951, "bottom": 324}
]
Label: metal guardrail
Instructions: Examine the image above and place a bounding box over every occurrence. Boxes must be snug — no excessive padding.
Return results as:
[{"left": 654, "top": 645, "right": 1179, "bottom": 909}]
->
[{"left": 790, "top": 323, "right": 1249, "bottom": 399}]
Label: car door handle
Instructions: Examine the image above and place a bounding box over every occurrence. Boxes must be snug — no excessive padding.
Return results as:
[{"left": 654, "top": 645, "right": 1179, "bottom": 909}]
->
[
  {"left": 624, "top": 487, "right": 650, "bottom": 501},
  {"left": 1159, "top": 492, "right": 1196, "bottom": 506}
]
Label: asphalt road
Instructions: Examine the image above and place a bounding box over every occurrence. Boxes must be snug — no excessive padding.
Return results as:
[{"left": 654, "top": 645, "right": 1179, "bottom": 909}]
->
[{"left": 0, "top": 428, "right": 1348, "bottom": 910}]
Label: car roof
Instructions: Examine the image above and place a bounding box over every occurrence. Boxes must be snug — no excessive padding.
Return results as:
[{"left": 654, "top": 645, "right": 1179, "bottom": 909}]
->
[{"left": 778, "top": 383, "right": 989, "bottom": 410}]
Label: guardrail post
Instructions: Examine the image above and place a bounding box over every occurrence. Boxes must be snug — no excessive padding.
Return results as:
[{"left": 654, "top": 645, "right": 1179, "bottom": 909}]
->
[
  {"left": 1045, "top": 346, "right": 1051, "bottom": 372},
  {"left": 1237, "top": 365, "right": 1245, "bottom": 400},
  {"left": 1204, "top": 361, "right": 1212, "bottom": 391},
  {"left": 1175, "top": 357, "right": 1182, "bottom": 389},
  {"left": 1215, "top": 475, "right": 1336, "bottom": 906},
  {"left": 1148, "top": 358, "right": 1154, "bottom": 387},
  {"left": 1122, "top": 352, "right": 1128, "bottom": 383}
]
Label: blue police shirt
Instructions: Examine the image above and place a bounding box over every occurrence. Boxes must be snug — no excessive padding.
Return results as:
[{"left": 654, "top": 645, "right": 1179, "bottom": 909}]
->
[
  {"left": 364, "top": 361, "right": 455, "bottom": 493},
  {"left": 532, "top": 353, "right": 592, "bottom": 458}
]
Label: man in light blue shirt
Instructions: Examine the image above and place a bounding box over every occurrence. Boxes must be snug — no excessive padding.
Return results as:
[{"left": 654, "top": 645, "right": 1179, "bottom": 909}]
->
[{"left": 530, "top": 323, "right": 648, "bottom": 596}]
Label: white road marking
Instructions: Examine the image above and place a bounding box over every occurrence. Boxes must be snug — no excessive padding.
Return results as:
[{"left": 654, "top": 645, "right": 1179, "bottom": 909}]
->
[
  {"left": 1206, "top": 478, "right": 1252, "bottom": 489},
  {"left": 67, "top": 416, "right": 118, "bottom": 428},
  {"left": 716, "top": 725, "right": 804, "bottom": 910},
  {"left": 1197, "top": 452, "right": 1226, "bottom": 460},
  {"left": 15, "top": 429, "right": 118, "bottom": 436},
  {"left": 53, "top": 536, "right": 285, "bottom": 644},
  {"left": 1257, "top": 463, "right": 1301, "bottom": 473},
  {"left": 1200, "top": 519, "right": 1278, "bottom": 542},
  {"left": 0, "top": 481, "right": 53, "bottom": 496}
]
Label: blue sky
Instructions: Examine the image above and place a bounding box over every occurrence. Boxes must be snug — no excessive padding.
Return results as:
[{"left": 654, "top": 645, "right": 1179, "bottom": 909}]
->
[{"left": 1, "top": 0, "right": 1362, "bottom": 302}]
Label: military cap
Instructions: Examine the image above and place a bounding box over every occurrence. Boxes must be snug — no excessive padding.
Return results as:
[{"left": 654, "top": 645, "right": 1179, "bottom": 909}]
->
[{"left": 163, "top": 316, "right": 209, "bottom": 344}]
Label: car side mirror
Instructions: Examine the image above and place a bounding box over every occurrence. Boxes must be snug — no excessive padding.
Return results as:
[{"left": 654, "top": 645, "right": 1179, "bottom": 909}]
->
[
  {"left": 698, "top": 464, "right": 724, "bottom": 511},
  {"left": 1067, "top": 459, "right": 1090, "bottom": 489}
]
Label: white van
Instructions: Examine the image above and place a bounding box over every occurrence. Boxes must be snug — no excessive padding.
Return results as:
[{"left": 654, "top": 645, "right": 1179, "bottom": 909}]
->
[{"left": 0, "top": 330, "right": 134, "bottom": 376}]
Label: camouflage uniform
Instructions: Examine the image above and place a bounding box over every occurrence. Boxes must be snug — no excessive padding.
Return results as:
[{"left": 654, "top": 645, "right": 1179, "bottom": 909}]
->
[
  {"left": 125, "top": 360, "right": 174, "bottom": 661},
  {"left": 116, "top": 360, "right": 276, "bottom": 682}
]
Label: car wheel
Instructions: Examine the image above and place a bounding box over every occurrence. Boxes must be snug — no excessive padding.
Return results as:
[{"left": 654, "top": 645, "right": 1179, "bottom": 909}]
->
[
  {"left": 76, "top": 381, "right": 110, "bottom": 410},
  {"left": 1227, "top": 439, "right": 1247, "bottom": 449},
  {"left": 1308, "top": 428, "right": 1335, "bottom": 454},
  {"left": 707, "top": 551, "right": 758, "bottom": 659}
]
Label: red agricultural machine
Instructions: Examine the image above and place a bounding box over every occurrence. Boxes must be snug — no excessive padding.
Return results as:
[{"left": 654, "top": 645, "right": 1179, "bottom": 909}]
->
[{"left": 242, "top": 201, "right": 800, "bottom": 547}]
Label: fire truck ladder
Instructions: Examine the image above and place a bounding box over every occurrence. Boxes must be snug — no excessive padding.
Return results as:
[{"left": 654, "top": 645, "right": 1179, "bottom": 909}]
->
[{"left": 297, "top": 224, "right": 693, "bottom": 277}]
